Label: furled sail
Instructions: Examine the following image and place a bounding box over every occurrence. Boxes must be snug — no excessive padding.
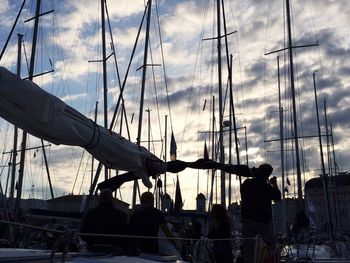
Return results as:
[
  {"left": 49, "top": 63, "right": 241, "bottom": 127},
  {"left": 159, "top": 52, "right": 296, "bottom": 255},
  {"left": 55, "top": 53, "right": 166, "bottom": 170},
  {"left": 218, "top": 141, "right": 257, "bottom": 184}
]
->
[
  {"left": 0, "top": 66, "right": 164, "bottom": 184},
  {"left": 0, "top": 66, "right": 252, "bottom": 189},
  {"left": 98, "top": 159, "right": 253, "bottom": 191}
]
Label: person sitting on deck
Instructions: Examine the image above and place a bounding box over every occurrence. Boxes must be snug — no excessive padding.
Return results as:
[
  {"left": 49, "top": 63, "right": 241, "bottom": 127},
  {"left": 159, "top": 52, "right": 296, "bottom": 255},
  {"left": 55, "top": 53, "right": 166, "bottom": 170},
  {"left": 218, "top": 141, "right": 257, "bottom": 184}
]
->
[
  {"left": 80, "top": 189, "right": 128, "bottom": 253},
  {"left": 129, "top": 191, "right": 175, "bottom": 255}
]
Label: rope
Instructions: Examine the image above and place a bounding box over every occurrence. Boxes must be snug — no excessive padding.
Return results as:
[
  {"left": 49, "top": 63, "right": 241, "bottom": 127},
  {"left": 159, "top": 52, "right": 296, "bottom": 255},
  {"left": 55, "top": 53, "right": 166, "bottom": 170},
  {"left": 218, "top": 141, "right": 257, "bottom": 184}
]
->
[
  {"left": 0, "top": 219, "right": 256, "bottom": 242},
  {"left": 83, "top": 120, "right": 101, "bottom": 150}
]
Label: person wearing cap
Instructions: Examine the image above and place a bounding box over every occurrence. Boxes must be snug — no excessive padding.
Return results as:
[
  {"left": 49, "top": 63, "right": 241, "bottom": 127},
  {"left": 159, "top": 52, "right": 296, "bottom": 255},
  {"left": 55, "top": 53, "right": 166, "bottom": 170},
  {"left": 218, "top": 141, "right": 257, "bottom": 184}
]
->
[
  {"left": 240, "top": 163, "right": 281, "bottom": 262},
  {"left": 80, "top": 189, "right": 128, "bottom": 253}
]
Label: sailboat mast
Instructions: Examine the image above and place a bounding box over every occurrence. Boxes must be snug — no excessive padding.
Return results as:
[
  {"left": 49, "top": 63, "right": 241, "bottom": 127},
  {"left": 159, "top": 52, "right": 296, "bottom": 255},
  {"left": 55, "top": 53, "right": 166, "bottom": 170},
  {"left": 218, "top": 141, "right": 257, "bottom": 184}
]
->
[
  {"left": 228, "top": 58, "right": 232, "bottom": 205},
  {"left": 209, "top": 95, "right": 216, "bottom": 211},
  {"left": 164, "top": 115, "right": 168, "bottom": 195},
  {"left": 221, "top": 0, "right": 240, "bottom": 190},
  {"left": 277, "top": 55, "right": 288, "bottom": 234},
  {"left": 286, "top": 0, "right": 303, "bottom": 207},
  {"left": 277, "top": 56, "right": 285, "bottom": 199},
  {"left": 101, "top": 0, "right": 108, "bottom": 130},
  {"left": 15, "top": 0, "right": 42, "bottom": 220},
  {"left": 136, "top": 0, "right": 152, "bottom": 147},
  {"left": 324, "top": 101, "right": 332, "bottom": 176},
  {"left": 100, "top": 0, "right": 109, "bottom": 181},
  {"left": 9, "top": 34, "right": 23, "bottom": 203},
  {"left": 216, "top": 0, "right": 225, "bottom": 206},
  {"left": 313, "top": 72, "right": 333, "bottom": 240},
  {"left": 132, "top": 0, "right": 152, "bottom": 207}
]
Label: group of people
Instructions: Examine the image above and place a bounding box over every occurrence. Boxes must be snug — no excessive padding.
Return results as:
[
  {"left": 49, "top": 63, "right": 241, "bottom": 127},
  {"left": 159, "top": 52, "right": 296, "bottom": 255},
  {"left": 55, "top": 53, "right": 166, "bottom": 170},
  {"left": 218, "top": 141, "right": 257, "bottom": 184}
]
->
[
  {"left": 79, "top": 162, "right": 282, "bottom": 262},
  {"left": 80, "top": 190, "right": 176, "bottom": 256}
]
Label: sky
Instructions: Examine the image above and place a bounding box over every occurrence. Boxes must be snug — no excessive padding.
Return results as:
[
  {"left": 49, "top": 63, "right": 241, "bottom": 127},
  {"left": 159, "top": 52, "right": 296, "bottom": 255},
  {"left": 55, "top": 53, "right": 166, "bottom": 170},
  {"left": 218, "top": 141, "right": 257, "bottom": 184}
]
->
[{"left": 0, "top": 0, "right": 349, "bottom": 209}]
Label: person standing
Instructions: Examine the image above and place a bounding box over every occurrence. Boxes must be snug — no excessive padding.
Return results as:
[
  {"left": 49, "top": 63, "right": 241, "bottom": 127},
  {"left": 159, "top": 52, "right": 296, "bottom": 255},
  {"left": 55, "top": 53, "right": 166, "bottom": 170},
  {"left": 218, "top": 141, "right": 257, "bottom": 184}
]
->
[
  {"left": 80, "top": 189, "right": 128, "bottom": 252},
  {"left": 208, "top": 204, "right": 233, "bottom": 263},
  {"left": 240, "top": 163, "right": 281, "bottom": 262},
  {"left": 129, "top": 191, "right": 174, "bottom": 254}
]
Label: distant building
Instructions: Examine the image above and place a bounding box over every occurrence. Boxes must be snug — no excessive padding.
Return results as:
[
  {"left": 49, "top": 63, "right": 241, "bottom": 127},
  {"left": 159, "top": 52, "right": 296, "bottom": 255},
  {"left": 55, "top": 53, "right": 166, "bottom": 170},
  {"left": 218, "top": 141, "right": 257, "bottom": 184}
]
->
[
  {"left": 305, "top": 172, "right": 350, "bottom": 234},
  {"left": 196, "top": 193, "right": 206, "bottom": 213},
  {"left": 161, "top": 193, "right": 172, "bottom": 213},
  {"left": 25, "top": 194, "right": 129, "bottom": 225},
  {"left": 272, "top": 173, "right": 350, "bottom": 236},
  {"left": 47, "top": 194, "right": 129, "bottom": 214}
]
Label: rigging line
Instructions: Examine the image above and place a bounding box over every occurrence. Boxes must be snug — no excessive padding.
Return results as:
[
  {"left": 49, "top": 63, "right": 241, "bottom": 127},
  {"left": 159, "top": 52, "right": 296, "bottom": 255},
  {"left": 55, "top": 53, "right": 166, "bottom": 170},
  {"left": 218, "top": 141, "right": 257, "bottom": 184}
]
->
[
  {"left": 147, "top": 16, "right": 163, "bottom": 144},
  {"left": 290, "top": 3, "right": 310, "bottom": 181},
  {"left": 150, "top": 0, "right": 165, "bottom": 140},
  {"left": 221, "top": 0, "right": 230, "bottom": 117},
  {"left": 22, "top": 40, "right": 30, "bottom": 74},
  {"left": 0, "top": 154, "right": 11, "bottom": 180},
  {"left": 180, "top": 0, "right": 210, "bottom": 155},
  {"left": 1, "top": 124, "right": 11, "bottom": 162},
  {"left": 298, "top": 0, "right": 318, "bottom": 43},
  {"left": 109, "top": 4, "right": 148, "bottom": 131},
  {"left": 104, "top": 1, "right": 122, "bottom": 89},
  {"left": 305, "top": 0, "right": 319, "bottom": 43},
  {"left": 53, "top": 3, "right": 87, "bottom": 111},
  {"left": 55, "top": 0, "right": 89, "bottom": 100},
  {"left": 0, "top": 123, "right": 8, "bottom": 158},
  {"left": 154, "top": 0, "right": 173, "bottom": 131},
  {"left": 226, "top": 0, "right": 245, "bottom": 120},
  {"left": 71, "top": 150, "right": 85, "bottom": 194},
  {"left": 78, "top": 155, "right": 90, "bottom": 195},
  {"left": 2, "top": 154, "right": 12, "bottom": 198},
  {"left": 105, "top": 2, "right": 132, "bottom": 140},
  {"left": 0, "top": 0, "right": 27, "bottom": 61},
  {"left": 264, "top": 0, "right": 273, "bottom": 55}
]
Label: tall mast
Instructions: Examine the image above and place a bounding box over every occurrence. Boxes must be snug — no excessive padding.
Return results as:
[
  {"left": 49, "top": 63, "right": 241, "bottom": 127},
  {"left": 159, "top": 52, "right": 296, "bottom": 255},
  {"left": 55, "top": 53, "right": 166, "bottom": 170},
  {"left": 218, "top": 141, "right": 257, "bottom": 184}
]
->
[
  {"left": 216, "top": 0, "right": 225, "bottom": 206},
  {"left": 15, "top": 0, "right": 42, "bottom": 220},
  {"left": 277, "top": 55, "right": 288, "bottom": 234},
  {"left": 286, "top": 0, "right": 303, "bottom": 207},
  {"left": 164, "top": 115, "right": 168, "bottom": 195},
  {"left": 132, "top": 0, "right": 152, "bottom": 207},
  {"left": 209, "top": 95, "right": 216, "bottom": 211},
  {"left": 330, "top": 123, "right": 341, "bottom": 229},
  {"left": 136, "top": 0, "right": 152, "bottom": 146},
  {"left": 101, "top": 0, "right": 108, "bottom": 130},
  {"left": 9, "top": 34, "right": 23, "bottom": 203},
  {"left": 277, "top": 56, "right": 285, "bottom": 199},
  {"left": 221, "top": 0, "right": 240, "bottom": 192},
  {"left": 228, "top": 63, "right": 232, "bottom": 205},
  {"left": 313, "top": 72, "right": 333, "bottom": 240},
  {"left": 100, "top": 0, "right": 109, "bottom": 181}
]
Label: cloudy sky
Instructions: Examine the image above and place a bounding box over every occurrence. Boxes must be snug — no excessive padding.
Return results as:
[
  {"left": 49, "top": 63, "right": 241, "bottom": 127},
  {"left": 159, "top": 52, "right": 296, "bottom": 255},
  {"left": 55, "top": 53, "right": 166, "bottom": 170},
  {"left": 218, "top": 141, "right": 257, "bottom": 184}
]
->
[{"left": 0, "top": 0, "right": 349, "bottom": 209}]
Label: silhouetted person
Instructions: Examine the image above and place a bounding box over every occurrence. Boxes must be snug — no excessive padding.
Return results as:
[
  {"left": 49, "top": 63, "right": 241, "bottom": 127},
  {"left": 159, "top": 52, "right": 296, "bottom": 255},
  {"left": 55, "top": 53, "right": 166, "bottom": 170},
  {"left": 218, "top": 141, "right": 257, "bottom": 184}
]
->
[
  {"left": 240, "top": 163, "right": 281, "bottom": 262},
  {"left": 80, "top": 189, "right": 128, "bottom": 253},
  {"left": 129, "top": 191, "right": 174, "bottom": 254},
  {"left": 208, "top": 204, "right": 233, "bottom": 263},
  {"left": 290, "top": 210, "right": 310, "bottom": 242},
  {"left": 189, "top": 218, "right": 202, "bottom": 240}
]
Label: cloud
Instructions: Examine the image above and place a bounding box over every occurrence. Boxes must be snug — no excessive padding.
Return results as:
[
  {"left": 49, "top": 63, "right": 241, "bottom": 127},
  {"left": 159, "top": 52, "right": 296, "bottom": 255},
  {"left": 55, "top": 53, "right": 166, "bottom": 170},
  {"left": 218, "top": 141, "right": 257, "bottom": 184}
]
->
[
  {"left": 0, "top": 0, "right": 11, "bottom": 27},
  {"left": 1, "top": 0, "right": 350, "bottom": 208}
]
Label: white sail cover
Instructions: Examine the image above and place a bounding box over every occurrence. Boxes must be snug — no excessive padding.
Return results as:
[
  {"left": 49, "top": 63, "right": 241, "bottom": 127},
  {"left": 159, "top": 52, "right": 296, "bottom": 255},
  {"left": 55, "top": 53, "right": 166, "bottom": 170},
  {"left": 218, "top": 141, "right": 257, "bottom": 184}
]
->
[{"left": 0, "top": 66, "right": 163, "bottom": 178}]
